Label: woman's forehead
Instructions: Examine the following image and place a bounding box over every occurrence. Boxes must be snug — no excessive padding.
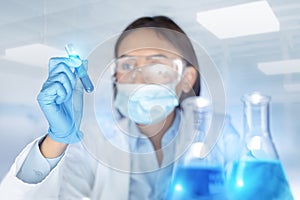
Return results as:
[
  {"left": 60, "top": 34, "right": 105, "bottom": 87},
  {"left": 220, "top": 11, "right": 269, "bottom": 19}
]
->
[
  {"left": 119, "top": 48, "right": 180, "bottom": 58},
  {"left": 117, "top": 28, "right": 181, "bottom": 57}
]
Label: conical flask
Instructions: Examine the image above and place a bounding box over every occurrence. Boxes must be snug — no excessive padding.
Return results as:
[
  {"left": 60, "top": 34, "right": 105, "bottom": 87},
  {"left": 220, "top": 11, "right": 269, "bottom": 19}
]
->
[
  {"left": 226, "top": 92, "right": 294, "bottom": 200},
  {"left": 166, "top": 97, "right": 227, "bottom": 200}
]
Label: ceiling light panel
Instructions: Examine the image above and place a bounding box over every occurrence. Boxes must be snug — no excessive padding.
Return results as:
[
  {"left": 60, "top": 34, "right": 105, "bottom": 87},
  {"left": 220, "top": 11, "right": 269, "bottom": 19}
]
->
[
  {"left": 197, "top": 1, "right": 280, "bottom": 39},
  {"left": 258, "top": 59, "right": 300, "bottom": 75},
  {"left": 0, "top": 43, "right": 65, "bottom": 67}
]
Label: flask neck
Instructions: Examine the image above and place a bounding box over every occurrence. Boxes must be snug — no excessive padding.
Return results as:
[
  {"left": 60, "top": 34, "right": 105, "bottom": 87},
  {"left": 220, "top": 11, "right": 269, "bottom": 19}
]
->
[
  {"left": 182, "top": 97, "right": 212, "bottom": 141},
  {"left": 241, "top": 92, "right": 279, "bottom": 160},
  {"left": 243, "top": 100, "right": 270, "bottom": 138}
]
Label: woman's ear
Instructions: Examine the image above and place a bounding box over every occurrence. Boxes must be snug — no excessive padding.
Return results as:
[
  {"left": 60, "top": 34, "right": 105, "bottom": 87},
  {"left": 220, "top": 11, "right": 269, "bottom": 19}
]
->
[{"left": 180, "top": 67, "right": 198, "bottom": 93}]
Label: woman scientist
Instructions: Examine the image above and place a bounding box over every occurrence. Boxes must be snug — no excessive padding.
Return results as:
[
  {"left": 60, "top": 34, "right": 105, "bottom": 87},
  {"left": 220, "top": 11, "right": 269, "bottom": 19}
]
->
[{"left": 0, "top": 16, "right": 200, "bottom": 199}]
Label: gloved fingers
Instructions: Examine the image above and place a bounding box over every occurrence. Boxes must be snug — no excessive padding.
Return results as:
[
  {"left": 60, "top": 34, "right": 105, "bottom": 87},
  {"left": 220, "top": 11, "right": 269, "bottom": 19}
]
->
[
  {"left": 49, "top": 57, "right": 82, "bottom": 72},
  {"left": 46, "top": 72, "right": 74, "bottom": 103},
  {"left": 48, "top": 62, "right": 76, "bottom": 88},
  {"left": 38, "top": 81, "right": 68, "bottom": 105}
]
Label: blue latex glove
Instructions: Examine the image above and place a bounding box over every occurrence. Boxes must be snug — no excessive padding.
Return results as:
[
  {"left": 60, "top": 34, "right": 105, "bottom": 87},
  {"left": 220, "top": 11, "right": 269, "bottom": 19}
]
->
[{"left": 37, "top": 57, "right": 86, "bottom": 144}]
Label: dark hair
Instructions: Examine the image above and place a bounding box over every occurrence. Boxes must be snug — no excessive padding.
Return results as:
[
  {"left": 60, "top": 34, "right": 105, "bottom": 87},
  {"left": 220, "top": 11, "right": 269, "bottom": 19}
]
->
[{"left": 114, "top": 16, "right": 201, "bottom": 102}]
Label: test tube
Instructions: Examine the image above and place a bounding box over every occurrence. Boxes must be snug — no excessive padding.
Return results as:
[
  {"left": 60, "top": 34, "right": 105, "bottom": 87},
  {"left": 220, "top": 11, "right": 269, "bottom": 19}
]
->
[{"left": 65, "top": 43, "right": 94, "bottom": 93}]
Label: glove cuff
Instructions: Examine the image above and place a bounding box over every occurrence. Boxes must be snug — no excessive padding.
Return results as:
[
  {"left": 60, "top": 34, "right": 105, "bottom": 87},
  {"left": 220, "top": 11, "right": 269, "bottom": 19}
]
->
[{"left": 48, "top": 123, "right": 83, "bottom": 144}]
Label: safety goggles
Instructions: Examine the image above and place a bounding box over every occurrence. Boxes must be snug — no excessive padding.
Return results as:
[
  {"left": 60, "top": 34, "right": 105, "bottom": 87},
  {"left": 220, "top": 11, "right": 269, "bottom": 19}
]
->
[{"left": 111, "top": 55, "right": 186, "bottom": 84}]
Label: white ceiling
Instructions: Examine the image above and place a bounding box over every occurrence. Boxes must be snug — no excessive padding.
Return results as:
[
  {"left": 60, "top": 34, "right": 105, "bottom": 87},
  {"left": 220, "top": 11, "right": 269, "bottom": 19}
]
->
[{"left": 1, "top": 0, "right": 300, "bottom": 105}]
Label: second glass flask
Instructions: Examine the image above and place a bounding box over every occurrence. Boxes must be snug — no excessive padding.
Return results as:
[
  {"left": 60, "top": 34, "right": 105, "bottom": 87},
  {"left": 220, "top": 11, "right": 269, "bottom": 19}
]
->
[
  {"left": 226, "top": 92, "right": 294, "bottom": 200},
  {"left": 166, "top": 96, "right": 227, "bottom": 200}
]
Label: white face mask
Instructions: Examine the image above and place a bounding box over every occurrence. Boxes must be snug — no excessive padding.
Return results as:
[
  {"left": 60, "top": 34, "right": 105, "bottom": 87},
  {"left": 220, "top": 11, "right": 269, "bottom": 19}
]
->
[{"left": 114, "top": 83, "right": 179, "bottom": 125}]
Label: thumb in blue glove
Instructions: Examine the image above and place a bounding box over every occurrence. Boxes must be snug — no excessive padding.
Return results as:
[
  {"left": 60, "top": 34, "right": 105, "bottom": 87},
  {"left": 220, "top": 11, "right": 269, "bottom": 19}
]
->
[{"left": 37, "top": 57, "right": 85, "bottom": 144}]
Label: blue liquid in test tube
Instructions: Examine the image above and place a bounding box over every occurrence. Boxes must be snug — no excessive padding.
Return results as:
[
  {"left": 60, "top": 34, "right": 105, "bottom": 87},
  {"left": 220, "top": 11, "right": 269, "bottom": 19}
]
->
[{"left": 65, "top": 43, "right": 94, "bottom": 93}]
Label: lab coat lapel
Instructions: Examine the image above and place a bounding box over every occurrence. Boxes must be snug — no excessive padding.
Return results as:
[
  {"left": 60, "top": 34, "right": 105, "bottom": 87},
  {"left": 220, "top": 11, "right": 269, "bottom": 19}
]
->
[{"left": 90, "top": 119, "right": 131, "bottom": 200}]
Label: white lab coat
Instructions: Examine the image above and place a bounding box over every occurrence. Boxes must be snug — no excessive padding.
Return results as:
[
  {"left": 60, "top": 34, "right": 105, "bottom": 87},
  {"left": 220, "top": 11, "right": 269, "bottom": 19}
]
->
[
  {"left": 0, "top": 136, "right": 132, "bottom": 200},
  {"left": 0, "top": 117, "right": 191, "bottom": 200},
  {"left": 0, "top": 116, "right": 136, "bottom": 200},
  {"left": 0, "top": 110, "right": 234, "bottom": 200}
]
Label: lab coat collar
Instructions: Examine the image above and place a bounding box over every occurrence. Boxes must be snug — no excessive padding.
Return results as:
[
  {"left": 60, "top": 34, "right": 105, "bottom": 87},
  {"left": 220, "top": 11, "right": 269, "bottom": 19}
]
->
[{"left": 128, "top": 109, "right": 181, "bottom": 153}]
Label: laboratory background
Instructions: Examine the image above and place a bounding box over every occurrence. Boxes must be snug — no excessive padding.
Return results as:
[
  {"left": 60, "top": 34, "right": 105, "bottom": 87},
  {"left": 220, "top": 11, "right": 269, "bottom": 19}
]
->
[{"left": 0, "top": 0, "right": 299, "bottom": 198}]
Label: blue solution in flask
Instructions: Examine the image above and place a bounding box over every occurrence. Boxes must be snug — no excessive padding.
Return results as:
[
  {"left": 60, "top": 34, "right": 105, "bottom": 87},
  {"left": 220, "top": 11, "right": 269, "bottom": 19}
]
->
[
  {"left": 167, "top": 166, "right": 227, "bottom": 200},
  {"left": 226, "top": 92, "right": 294, "bottom": 200},
  {"left": 227, "top": 160, "right": 293, "bottom": 200},
  {"left": 165, "top": 97, "right": 228, "bottom": 200}
]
